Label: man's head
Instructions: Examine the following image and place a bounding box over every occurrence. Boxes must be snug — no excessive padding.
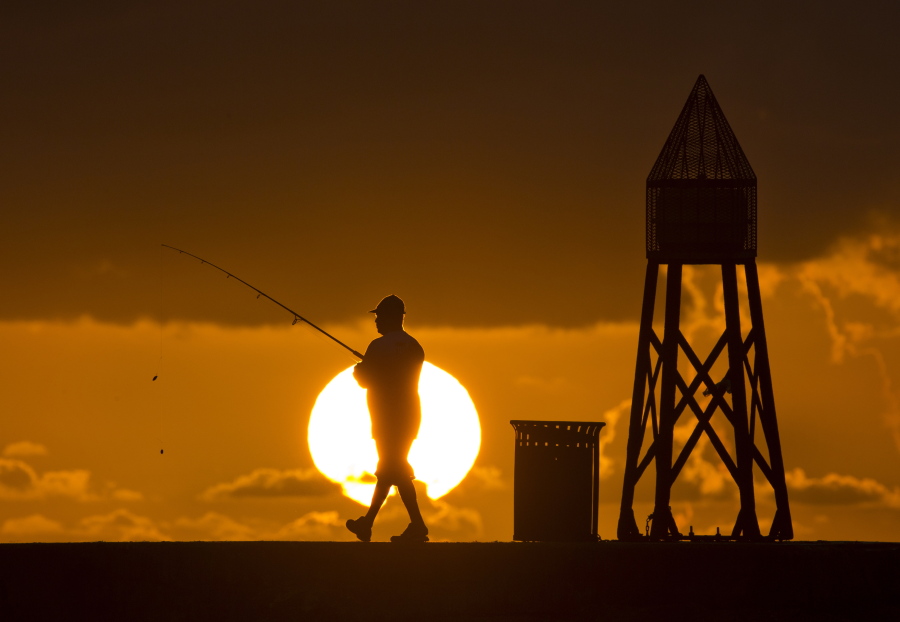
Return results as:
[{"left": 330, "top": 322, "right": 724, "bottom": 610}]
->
[{"left": 370, "top": 295, "right": 405, "bottom": 334}]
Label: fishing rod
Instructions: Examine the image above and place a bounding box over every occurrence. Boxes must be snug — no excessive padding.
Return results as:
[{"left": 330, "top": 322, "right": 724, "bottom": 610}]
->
[{"left": 161, "top": 244, "right": 364, "bottom": 361}]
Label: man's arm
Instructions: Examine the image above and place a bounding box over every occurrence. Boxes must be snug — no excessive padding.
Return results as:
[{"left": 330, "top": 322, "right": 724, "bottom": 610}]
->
[
  {"left": 353, "top": 362, "right": 370, "bottom": 388},
  {"left": 353, "top": 338, "right": 381, "bottom": 388}
]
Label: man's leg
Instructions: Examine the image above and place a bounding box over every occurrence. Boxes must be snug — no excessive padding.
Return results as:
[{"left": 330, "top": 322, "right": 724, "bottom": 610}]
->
[
  {"left": 396, "top": 480, "right": 426, "bottom": 527},
  {"left": 391, "top": 480, "right": 429, "bottom": 542},
  {"left": 365, "top": 481, "right": 392, "bottom": 523},
  {"left": 346, "top": 480, "right": 391, "bottom": 542}
]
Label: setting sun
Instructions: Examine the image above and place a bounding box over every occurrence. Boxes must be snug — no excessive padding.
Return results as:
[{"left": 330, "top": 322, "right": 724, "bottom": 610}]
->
[{"left": 308, "top": 362, "right": 481, "bottom": 505}]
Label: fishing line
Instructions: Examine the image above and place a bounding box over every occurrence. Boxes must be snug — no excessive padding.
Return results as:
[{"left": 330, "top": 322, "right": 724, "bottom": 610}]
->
[
  {"left": 154, "top": 243, "right": 164, "bottom": 382},
  {"left": 161, "top": 244, "right": 364, "bottom": 361},
  {"left": 152, "top": 243, "right": 168, "bottom": 455},
  {"left": 154, "top": 244, "right": 365, "bottom": 455}
]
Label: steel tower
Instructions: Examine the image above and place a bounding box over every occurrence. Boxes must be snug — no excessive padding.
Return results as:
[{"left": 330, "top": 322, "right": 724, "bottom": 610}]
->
[{"left": 617, "top": 75, "right": 792, "bottom": 541}]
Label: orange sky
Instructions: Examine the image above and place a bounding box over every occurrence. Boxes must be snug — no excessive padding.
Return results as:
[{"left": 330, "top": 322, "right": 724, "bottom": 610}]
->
[{"left": 3, "top": 1, "right": 900, "bottom": 542}]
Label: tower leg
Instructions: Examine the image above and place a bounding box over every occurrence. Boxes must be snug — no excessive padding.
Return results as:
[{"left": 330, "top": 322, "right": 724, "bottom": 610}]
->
[
  {"left": 722, "top": 263, "right": 761, "bottom": 538},
  {"left": 650, "top": 264, "right": 682, "bottom": 539},
  {"left": 619, "top": 261, "right": 789, "bottom": 541},
  {"left": 745, "top": 261, "right": 793, "bottom": 539},
  {"left": 617, "top": 262, "right": 659, "bottom": 540}
]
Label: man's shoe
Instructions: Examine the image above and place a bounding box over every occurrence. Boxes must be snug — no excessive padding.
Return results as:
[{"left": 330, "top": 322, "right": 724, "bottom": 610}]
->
[
  {"left": 346, "top": 517, "right": 372, "bottom": 542},
  {"left": 390, "top": 522, "right": 429, "bottom": 543}
]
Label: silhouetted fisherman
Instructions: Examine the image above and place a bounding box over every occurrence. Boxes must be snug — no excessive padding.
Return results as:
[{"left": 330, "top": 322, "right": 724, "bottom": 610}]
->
[{"left": 346, "top": 295, "right": 429, "bottom": 543}]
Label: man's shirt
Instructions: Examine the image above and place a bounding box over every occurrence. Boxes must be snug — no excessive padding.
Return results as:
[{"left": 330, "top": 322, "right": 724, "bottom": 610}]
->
[{"left": 353, "top": 329, "right": 425, "bottom": 441}]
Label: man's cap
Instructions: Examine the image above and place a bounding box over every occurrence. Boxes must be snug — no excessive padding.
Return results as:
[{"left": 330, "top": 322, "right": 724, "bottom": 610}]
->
[{"left": 369, "top": 294, "right": 406, "bottom": 315}]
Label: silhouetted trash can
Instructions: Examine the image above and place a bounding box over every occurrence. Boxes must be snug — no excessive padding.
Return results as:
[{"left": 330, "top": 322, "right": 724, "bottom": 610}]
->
[{"left": 510, "top": 420, "right": 605, "bottom": 542}]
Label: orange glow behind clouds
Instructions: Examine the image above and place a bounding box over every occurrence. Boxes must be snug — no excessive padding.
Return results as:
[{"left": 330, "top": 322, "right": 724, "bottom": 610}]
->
[{"left": 307, "top": 363, "right": 481, "bottom": 505}]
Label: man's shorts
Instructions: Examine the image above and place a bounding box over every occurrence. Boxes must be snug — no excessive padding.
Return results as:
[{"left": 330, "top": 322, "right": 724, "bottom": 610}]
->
[{"left": 374, "top": 436, "right": 415, "bottom": 486}]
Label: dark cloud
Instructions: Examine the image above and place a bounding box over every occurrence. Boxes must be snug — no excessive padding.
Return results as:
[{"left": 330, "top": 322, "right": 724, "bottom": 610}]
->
[
  {"left": 0, "top": 458, "right": 137, "bottom": 502},
  {"left": 0, "top": 460, "right": 35, "bottom": 491},
  {"left": 785, "top": 468, "right": 900, "bottom": 508},
  {"left": 200, "top": 468, "right": 342, "bottom": 501},
  {"left": 2, "top": 1, "right": 898, "bottom": 327},
  {"left": 79, "top": 509, "right": 170, "bottom": 541},
  {"left": 0, "top": 458, "right": 95, "bottom": 501}
]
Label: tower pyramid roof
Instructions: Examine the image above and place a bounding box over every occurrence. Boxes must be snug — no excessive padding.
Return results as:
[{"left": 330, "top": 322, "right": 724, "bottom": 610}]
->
[{"left": 648, "top": 75, "right": 755, "bottom": 184}]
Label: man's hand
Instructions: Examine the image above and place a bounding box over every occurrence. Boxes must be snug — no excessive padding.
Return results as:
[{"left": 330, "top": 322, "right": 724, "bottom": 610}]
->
[{"left": 353, "top": 363, "right": 369, "bottom": 388}]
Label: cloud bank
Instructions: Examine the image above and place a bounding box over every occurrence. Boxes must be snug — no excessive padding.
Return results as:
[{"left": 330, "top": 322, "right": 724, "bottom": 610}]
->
[
  {"left": 785, "top": 468, "right": 900, "bottom": 509},
  {"left": 3, "top": 441, "right": 48, "bottom": 458},
  {"left": 200, "top": 468, "right": 342, "bottom": 501},
  {"left": 0, "top": 459, "right": 96, "bottom": 502}
]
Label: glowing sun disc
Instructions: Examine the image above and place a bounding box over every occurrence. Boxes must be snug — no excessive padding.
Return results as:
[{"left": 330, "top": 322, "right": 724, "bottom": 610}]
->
[{"left": 308, "top": 362, "right": 481, "bottom": 505}]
